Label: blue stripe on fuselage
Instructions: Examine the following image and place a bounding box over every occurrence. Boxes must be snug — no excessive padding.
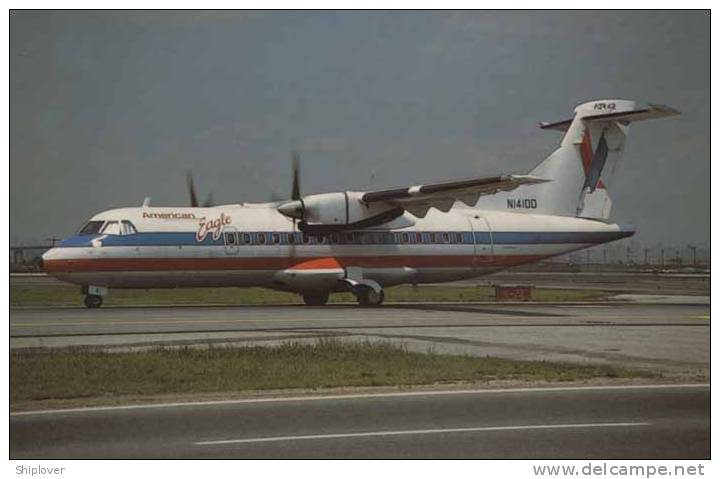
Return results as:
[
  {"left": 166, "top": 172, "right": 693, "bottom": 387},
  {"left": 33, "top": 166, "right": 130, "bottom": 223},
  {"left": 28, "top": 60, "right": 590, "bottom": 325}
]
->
[
  {"left": 58, "top": 233, "right": 222, "bottom": 247},
  {"left": 56, "top": 229, "right": 633, "bottom": 248}
]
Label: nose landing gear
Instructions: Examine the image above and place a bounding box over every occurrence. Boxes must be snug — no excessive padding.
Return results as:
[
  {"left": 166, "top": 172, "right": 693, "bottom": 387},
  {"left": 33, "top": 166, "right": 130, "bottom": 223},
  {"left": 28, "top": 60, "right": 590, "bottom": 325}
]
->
[
  {"left": 84, "top": 295, "right": 103, "bottom": 308},
  {"left": 302, "top": 292, "right": 330, "bottom": 306},
  {"left": 356, "top": 285, "right": 385, "bottom": 307},
  {"left": 82, "top": 285, "right": 108, "bottom": 309}
]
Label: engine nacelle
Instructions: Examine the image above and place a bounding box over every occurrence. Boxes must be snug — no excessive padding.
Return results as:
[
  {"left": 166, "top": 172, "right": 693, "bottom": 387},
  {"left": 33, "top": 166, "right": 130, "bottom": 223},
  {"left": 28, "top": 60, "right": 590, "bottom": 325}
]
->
[{"left": 278, "top": 191, "right": 400, "bottom": 228}]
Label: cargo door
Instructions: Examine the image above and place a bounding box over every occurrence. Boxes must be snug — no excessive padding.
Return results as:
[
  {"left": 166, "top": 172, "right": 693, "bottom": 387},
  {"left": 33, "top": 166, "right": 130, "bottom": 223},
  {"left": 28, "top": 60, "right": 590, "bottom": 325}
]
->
[{"left": 467, "top": 215, "right": 493, "bottom": 272}]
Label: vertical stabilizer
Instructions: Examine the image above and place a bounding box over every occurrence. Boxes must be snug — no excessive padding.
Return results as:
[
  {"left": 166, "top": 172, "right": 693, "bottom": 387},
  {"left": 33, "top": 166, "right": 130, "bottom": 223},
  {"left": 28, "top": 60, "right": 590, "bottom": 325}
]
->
[{"left": 476, "top": 99, "right": 679, "bottom": 219}]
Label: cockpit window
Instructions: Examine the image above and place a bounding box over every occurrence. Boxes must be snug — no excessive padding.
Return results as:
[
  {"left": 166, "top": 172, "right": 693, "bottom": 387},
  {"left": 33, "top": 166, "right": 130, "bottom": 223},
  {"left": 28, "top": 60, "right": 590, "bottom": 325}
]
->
[
  {"left": 78, "top": 221, "right": 105, "bottom": 235},
  {"left": 101, "top": 221, "right": 121, "bottom": 235},
  {"left": 121, "top": 220, "right": 138, "bottom": 235}
]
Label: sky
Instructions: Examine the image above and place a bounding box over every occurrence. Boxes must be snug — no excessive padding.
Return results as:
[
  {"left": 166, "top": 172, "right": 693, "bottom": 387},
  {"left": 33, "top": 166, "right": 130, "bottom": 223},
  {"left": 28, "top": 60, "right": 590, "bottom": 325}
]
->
[{"left": 10, "top": 10, "right": 710, "bottom": 248}]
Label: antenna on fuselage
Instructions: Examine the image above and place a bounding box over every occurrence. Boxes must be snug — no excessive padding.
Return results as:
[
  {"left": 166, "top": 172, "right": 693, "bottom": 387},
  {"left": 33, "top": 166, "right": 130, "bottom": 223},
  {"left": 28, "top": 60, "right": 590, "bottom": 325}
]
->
[{"left": 142, "top": 197, "right": 151, "bottom": 207}]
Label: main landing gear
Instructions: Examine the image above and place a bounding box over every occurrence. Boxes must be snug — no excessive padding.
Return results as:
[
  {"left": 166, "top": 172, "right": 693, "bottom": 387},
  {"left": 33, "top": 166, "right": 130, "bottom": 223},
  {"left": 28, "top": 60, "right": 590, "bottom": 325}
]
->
[
  {"left": 301, "top": 285, "right": 385, "bottom": 307},
  {"left": 356, "top": 286, "right": 385, "bottom": 307},
  {"left": 302, "top": 292, "right": 329, "bottom": 306}
]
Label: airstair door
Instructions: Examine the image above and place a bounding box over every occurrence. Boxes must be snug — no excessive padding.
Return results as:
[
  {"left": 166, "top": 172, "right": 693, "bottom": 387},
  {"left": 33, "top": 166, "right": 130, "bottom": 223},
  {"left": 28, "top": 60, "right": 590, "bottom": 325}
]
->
[{"left": 223, "top": 226, "right": 239, "bottom": 255}]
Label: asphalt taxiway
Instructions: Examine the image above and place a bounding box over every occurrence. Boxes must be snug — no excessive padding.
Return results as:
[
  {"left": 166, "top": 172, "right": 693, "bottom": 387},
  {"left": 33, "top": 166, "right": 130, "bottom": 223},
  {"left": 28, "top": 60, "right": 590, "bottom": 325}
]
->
[
  {"left": 11, "top": 301, "right": 709, "bottom": 375},
  {"left": 10, "top": 384, "right": 710, "bottom": 459},
  {"left": 11, "top": 270, "right": 711, "bottom": 294}
]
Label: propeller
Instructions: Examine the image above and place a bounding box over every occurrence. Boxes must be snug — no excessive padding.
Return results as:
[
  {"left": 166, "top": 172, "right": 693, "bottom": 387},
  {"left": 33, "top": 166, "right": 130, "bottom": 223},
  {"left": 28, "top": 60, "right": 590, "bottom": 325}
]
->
[
  {"left": 186, "top": 172, "right": 199, "bottom": 207},
  {"left": 280, "top": 151, "right": 304, "bottom": 232},
  {"left": 267, "top": 152, "right": 302, "bottom": 204},
  {"left": 186, "top": 172, "right": 215, "bottom": 207},
  {"left": 291, "top": 151, "right": 301, "bottom": 201}
]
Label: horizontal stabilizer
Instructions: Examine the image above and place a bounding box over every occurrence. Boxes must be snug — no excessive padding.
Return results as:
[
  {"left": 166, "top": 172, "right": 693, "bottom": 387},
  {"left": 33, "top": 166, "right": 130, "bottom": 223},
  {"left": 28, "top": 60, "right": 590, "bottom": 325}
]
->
[{"left": 540, "top": 103, "right": 680, "bottom": 132}]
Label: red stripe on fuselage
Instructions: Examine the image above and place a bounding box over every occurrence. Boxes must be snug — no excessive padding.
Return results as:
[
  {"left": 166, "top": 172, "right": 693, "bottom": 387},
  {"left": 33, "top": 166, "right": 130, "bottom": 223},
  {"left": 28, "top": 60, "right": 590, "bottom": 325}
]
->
[{"left": 43, "top": 255, "right": 548, "bottom": 273}]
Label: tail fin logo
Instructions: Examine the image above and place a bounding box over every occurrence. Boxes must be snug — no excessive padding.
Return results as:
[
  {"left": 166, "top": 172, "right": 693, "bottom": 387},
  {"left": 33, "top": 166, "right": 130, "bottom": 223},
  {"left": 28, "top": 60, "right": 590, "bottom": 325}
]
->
[{"left": 579, "top": 129, "right": 609, "bottom": 192}]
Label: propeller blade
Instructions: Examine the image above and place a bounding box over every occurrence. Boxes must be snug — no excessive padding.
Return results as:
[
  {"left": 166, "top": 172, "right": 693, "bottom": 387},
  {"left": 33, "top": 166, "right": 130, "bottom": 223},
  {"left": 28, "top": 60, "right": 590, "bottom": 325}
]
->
[
  {"left": 202, "top": 193, "right": 214, "bottom": 208},
  {"left": 186, "top": 172, "right": 199, "bottom": 207},
  {"left": 291, "top": 151, "right": 301, "bottom": 201}
]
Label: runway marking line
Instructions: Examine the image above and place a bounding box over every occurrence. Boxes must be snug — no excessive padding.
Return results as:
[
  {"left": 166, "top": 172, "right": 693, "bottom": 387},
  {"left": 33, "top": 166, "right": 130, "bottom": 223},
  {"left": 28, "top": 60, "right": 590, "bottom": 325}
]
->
[
  {"left": 10, "top": 314, "right": 466, "bottom": 327},
  {"left": 10, "top": 315, "right": 710, "bottom": 328},
  {"left": 10, "top": 384, "right": 708, "bottom": 417},
  {"left": 194, "top": 422, "right": 651, "bottom": 446},
  {"left": 10, "top": 318, "right": 408, "bottom": 328}
]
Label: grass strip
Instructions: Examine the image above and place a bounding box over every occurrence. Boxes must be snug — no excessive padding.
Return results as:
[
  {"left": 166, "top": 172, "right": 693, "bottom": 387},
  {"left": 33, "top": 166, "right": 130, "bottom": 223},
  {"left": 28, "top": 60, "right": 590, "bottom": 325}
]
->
[
  {"left": 11, "top": 339, "right": 650, "bottom": 404},
  {"left": 10, "top": 284, "right": 608, "bottom": 307}
]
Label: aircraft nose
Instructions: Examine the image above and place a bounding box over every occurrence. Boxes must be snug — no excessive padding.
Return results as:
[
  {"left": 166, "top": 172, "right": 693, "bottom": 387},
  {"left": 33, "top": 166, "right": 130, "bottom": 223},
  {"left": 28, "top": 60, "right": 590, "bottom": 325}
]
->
[
  {"left": 40, "top": 248, "right": 60, "bottom": 272},
  {"left": 39, "top": 249, "right": 53, "bottom": 272}
]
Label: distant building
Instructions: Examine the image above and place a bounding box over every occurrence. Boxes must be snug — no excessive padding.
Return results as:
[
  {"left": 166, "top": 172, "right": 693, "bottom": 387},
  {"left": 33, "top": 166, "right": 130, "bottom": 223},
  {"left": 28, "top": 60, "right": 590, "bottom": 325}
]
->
[{"left": 10, "top": 246, "right": 50, "bottom": 272}]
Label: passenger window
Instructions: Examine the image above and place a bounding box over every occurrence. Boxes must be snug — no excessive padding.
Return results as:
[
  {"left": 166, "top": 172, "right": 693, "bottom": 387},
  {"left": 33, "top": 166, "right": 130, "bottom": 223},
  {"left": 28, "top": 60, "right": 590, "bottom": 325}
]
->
[
  {"left": 224, "top": 232, "right": 237, "bottom": 245},
  {"left": 442, "top": 232, "right": 450, "bottom": 244},
  {"left": 454, "top": 233, "right": 462, "bottom": 244},
  {"left": 272, "top": 233, "right": 281, "bottom": 244},
  {"left": 288, "top": 233, "right": 296, "bottom": 245},
  {"left": 402, "top": 233, "right": 409, "bottom": 244},
  {"left": 429, "top": 233, "right": 436, "bottom": 244},
  {"left": 242, "top": 233, "right": 252, "bottom": 245},
  {"left": 415, "top": 233, "right": 422, "bottom": 244},
  {"left": 101, "top": 221, "right": 121, "bottom": 235},
  {"left": 258, "top": 233, "right": 267, "bottom": 245},
  {"left": 302, "top": 233, "right": 311, "bottom": 244}
]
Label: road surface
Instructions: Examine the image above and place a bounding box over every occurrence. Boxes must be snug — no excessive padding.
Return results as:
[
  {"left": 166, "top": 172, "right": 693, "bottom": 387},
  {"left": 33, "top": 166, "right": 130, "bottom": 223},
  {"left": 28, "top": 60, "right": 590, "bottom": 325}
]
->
[{"left": 10, "top": 384, "right": 710, "bottom": 459}]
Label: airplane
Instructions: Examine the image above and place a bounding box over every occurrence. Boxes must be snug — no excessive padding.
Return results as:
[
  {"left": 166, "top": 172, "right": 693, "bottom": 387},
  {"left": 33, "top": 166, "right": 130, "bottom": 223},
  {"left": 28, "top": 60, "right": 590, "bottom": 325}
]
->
[{"left": 41, "top": 99, "right": 679, "bottom": 308}]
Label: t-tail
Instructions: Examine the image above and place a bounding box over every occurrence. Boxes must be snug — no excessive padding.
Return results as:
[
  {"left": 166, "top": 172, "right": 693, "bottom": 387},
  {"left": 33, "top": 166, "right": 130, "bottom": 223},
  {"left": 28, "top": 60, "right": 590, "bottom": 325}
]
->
[{"left": 481, "top": 99, "right": 679, "bottom": 220}]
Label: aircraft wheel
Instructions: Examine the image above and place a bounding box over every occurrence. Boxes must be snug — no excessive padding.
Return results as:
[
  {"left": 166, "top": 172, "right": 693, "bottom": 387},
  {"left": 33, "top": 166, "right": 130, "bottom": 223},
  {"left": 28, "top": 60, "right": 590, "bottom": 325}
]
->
[
  {"left": 84, "top": 294, "right": 103, "bottom": 309},
  {"left": 358, "top": 287, "right": 384, "bottom": 307},
  {"left": 302, "top": 292, "right": 329, "bottom": 306}
]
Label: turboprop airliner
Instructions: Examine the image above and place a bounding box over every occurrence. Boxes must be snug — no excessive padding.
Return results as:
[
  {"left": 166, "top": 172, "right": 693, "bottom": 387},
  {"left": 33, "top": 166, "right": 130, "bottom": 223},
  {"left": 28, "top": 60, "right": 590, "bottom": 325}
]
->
[{"left": 42, "top": 99, "right": 678, "bottom": 308}]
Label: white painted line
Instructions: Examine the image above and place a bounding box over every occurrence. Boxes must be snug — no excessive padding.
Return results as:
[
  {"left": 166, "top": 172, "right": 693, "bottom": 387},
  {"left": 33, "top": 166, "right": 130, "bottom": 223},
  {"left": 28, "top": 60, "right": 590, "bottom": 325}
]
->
[
  {"left": 195, "top": 422, "right": 650, "bottom": 446},
  {"left": 10, "top": 383, "right": 708, "bottom": 417}
]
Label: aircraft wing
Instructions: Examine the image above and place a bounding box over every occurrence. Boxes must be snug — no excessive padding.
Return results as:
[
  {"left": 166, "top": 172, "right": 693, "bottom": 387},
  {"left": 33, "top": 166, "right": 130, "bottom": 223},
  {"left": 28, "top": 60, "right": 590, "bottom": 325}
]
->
[{"left": 360, "top": 174, "right": 549, "bottom": 218}]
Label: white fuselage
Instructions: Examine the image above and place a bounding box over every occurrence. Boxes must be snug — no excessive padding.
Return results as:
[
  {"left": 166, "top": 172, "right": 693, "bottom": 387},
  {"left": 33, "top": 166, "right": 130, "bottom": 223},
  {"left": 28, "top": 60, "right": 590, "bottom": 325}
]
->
[{"left": 42, "top": 203, "right": 633, "bottom": 294}]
